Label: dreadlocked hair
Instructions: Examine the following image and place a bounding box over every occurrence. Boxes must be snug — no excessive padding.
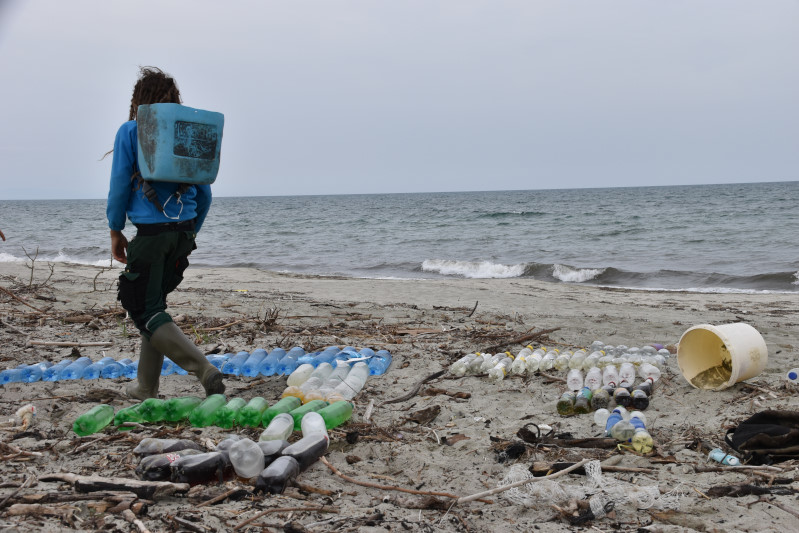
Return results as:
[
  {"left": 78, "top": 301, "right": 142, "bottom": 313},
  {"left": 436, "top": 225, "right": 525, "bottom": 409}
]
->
[{"left": 128, "top": 66, "right": 182, "bottom": 120}]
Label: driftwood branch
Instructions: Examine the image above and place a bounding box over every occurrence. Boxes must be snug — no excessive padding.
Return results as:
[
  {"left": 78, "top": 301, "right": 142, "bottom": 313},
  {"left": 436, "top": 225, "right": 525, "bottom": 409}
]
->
[
  {"left": 481, "top": 327, "right": 561, "bottom": 354},
  {"left": 233, "top": 505, "right": 339, "bottom": 531},
  {"left": 40, "top": 473, "right": 189, "bottom": 500},
  {"left": 0, "top": 286, "right": 46, "bottom": 314},
  {"left": 380, "top": 370, "right": 446, "bottom": 406},
  {"left": 28, "top": 341, "right": 113, "bottom": 347}
]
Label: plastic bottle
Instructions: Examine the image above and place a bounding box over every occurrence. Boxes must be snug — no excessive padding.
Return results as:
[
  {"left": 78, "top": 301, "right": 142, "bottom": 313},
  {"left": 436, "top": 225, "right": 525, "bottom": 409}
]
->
[
  {"left": 114, "top": 404, "right": 145, "bottom": 429},
  {"left": 451, "top": 354, "right": 479, "bottom": 376},
  {"left": 232, "top": 397, "right": 265, "bottom": 428},
  {"left": 160, "top": 357, "right": 176, "bottom": 376},
  {"left": 289, "top": 400, "right": 328, "bottom": 430},
  {"left": 634, "top": 380, "right": 653, "bottom": 396},
  {"left": 22, "top": 362, "right": 51, "bottom": 383},
  {"left": 257, "top": 347, "right": 286, "bottom": 376},
  {"left": 553, "top": 351, "right": 571, "bottom": 371},
  {"left": 136, "top": 448, "right": 205, "bottom": 481},
  {"left": 584, "top": 367, "right": 602, "bottom": 390},
  {"left": 573, "top": 387, "right": 593, "bottom": 414},
  {"left": 613, "top": 387, "right": 632, "bottom": 408},
  {"left": 283, "top": 363, "right": 334, "bottom": 400},
  {"left": 368, "top": 350, "right": 392, "bottom": 375},
  {"left": 241, "top": 349, "right": 268, "bottom": 377},
  {"left": 287, "top": 364, "right": 315, "bottom": 387},
  {"left": 331, "top": 362, "right": 369, "bottom": 400},
  {"left": 43, "top": 359, "right": 73, "bottom": 381},
  {"left": 301, "top": 411, "right": 329, "bottom": 440},
  {"left": 260, "top": 413, "right": 295, "bottom": 441},
  {"left": 258, "top": 440, "right": 290, "bottom": 467},
  {"left": 708, "top": 448, "right": 741, "bottom": 466},
  {"left": 631, "top": 388, "right": 649, "bottom": 410},
  {"left": 101, "top": 358, "right": 134, "bottom": 379},
  {"left": 467, "top": 354, "right": 488, "bottom": 374},
  {"left": 479, "top": 354, "right": 503, "bottom": 373},
  {"left": 602, "top": 365, "right": 619, "bottom": 388},
  {"left": 73, "top": 404, "right": 115, "bottom": 436},
  {"left": 525, "top": 351, "right": 543, "bottom": 373},
  {"left": 277, "top": 347, "right": 306, "bottom": 376},
  {"left": 261, "top": 397, "right": 302, "bottom": 426},
  {"left": 139, "top": 398, "right": 168, "bottom": 423},
  {"left": 309, "top": 347, "right": 339, "bottom": 368},
  {"left": 228, "top": 438, "right": 265, "bottom": 479},
  {"left": 603, "top": 407, "right": 626, "bottom": 437},
  {"left": 214, "top": 435, "right": 243, "bottom": 459},
  {"left": 207, "top": 353, "right": 229, "bottom": 370},
  {"left": 487, "top": 356, "right": 514, "bottom": 383},
  {"left": 317, "top": 401, "right": 353, "bottom": 430},
  {"left": 60, "top": 357, "right": 92, "bottom": 380},
  {"left": 556, "top": 392, "right": 576, "bottom": 416},
  {"left": 610, "top": 416, "right": 635, "bottom": 442},
  {"left": 787, "top": 368, "right": 799, "bottom": 383},
  {"left": 638, "top": 362, "right": 661, "bottom": 384},
  {"left": 0, "top": 367, "right": 29, "bottom": 385},
  {"left": 254, "top": 455, "right": 300, "bottom": 494},
  {"left": 618, "top": 362, "right": 636, "bottom": 388},
  {"left": 593, "top": 408, "right": 610, "bottom": 427},
  {"left": 216, "top": 397, "right": 247, "bottom": 429},
  {"left": 280, "top": 433, "right": 329, "bottom": 472},
  {"left": 566, "top": 369, "right": 584, "bottom": 392},
  {"left": 569, "top": 349, "right": 587, "bottom": 370},
  {"left": 582, "top": 351, "right": 602, "bottom": 371},
  {"left": 124, "top": 360, "right": 140, "bottom": 379},
  {"left": 539, "top": 352, "right": 556, "bottom": 371},
  {"left": 629, "top": 412, "right": 653, "bottom": 453},
  {"left": 189, "top": 394, "right": 227, "bottom": 428},
  {"left": 221, "top": 351, "right": 250, "bottom": 376},
  {"left": 136, "top": 449, "right": 204, "bottom": 481},
  {"left": 590, "top": 388, "right": 610, "bottom": 410},
  {"left": 164, "top": 396, "right": 203, "bottom": 422},
  {"left": 170, "top": 452, "right": 231, "bottom": 485},
  {"left": 134, "top": 438, "right": 205, "bottom": 456}
]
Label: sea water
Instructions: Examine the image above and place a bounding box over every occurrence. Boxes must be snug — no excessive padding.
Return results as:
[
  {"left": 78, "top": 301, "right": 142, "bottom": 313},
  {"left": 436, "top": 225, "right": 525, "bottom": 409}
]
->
[{"left": 1, "top": 182, "right": 797, "bottom": 292}]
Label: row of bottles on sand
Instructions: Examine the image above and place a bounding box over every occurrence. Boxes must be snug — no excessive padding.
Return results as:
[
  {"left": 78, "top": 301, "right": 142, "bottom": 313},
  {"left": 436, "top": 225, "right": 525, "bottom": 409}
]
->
[
  {"left": 133, "top": 410, "right": 333, "bottom": 493},
  {"left": 1, "top": 346, "right": 391, "bottom": 385},
  {"left": 448, "top": 342, "right": 669, "bottom": 382},
  {"left": 557, "top": 360, "right": 660, "bottom": 415},
  {"left": 73, "top": 394, "right": 353, "bottom": 436},
  {"left": 595, "top": 406, "right": 654, "bottom": 454}
]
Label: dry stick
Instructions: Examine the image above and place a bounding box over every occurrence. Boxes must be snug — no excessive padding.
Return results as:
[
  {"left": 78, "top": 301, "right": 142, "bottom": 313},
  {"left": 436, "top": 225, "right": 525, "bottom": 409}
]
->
[
  {"left": 233, "top": 506, "right": 339, "bottom": 531},
  {"left": 380, "top": 370, "right": 447, "bottom": 406},
  {"left": 0, "top": 318, "right": 28, "bottom": 336},
  {"left": 319, "top": 457, "right": 490, "bottom": 503},
  {"left": 481, "top": 327, "right": 561, "bottom": 353},
  {"left": 0, "top": 286, "right": 46, "bottom": 314},
  {"left": 28, "top": 340, "right": 113, "bottom": 347},
  {"left": 0, "top": 474, "right": 34, "bottom": 509},
  {"left": 455, "top": 458, "right": 590, "bottom": 505},
  {"left": 123, "top": 509, "right": 151, "bottom": 533},
  {"left": 466, "top": 300, "right": 479, "bottom": 318},
  {"left": 196, "top": 487, "right": 241, "bottom": 508}
]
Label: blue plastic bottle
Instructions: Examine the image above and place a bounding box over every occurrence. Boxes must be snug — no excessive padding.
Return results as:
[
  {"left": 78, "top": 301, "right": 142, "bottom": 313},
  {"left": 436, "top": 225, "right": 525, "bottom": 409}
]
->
[
  {"left": 242, "top": 349, "right": 268, "bottom": 377},
  {"left": 277, "top": 347, "right": 305, "bottom": 376},
  {"left": 168, "top": 357, "right": 189, "bottom": 375},
  {"left": 43, "top": 359, "right": 73, "bottom": 382},
  {"left": 207, "top": 353, "right": 229, "bottom": 370},
  {"left": 604, "top": 407, "right": 626, "bottom": 436},
  {"left": 82, "top": 357, "right": 116, "bottom": 380},
  {"left": 368, "top": 350, "right": 392, "bottom": 376},
  {"left": 161, "top": 358, "right": 177, "bottom": 376},
  {"left": 310, "top": 347, "right": 340, "bottom": 368},
  {"left": 222, "top": 351, "right": 250, "bottom": 376},
  {"left": 257, "top": 348, "right": 286, "bottom": 376},
  {"left": 24, "top": 362, "right": 53, "bottom": 382},
  {"left": 60, "top": 357, "right": 92, "bottom": 380},
  {"left": 101, "top": 358, "right": 134, "bottom": 379},
  {"left": 0, "top": 367, "right": 27, "bottom": 385},
  {"left": 124, "top": 360, "right": 140, "bottom": 379},
  {"left": 297, "top": 350, "right": 318, "bottom": 366}
]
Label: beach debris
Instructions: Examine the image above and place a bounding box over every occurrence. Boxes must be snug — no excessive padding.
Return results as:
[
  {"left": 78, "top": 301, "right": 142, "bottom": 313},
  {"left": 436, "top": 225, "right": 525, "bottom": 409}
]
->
[
  {"left": 40, "top": 472, "right": 190, "bottom": 500},
  {"left": 380, "top": 369, "right": 446, "bottom": 405},
  {"left": 401, "top": 405, "right": 441, "bottom": 426},
  {"left": 0, "top": 404, "right": 36, "bottom": 431}
]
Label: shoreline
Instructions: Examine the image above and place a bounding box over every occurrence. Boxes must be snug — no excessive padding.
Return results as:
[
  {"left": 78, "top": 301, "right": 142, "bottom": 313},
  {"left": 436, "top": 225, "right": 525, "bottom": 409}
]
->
[{"left": 1, "top": 261, "right": 798, "bottom": 531}]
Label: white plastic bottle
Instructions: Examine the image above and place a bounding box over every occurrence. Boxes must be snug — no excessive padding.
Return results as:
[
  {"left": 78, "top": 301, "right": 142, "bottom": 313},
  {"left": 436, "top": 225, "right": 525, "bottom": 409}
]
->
[
  {"left": 450, "top": 353, "right": 478, "bottom": 376},
  {"left": 480, "top": 353, "right": 504, "bottom": 373},
  {"left": 566, "top": 368, "right": 584, "bottom": 392},
  {"left": 228, "top": 438, "right": 265, "bottom": 479},
  {"left": 638, "top": 362, "right": 662, "bottom": 384},
  {"left": 553, "top": 351, "right": 571, "bottom": 371},
  {"left": 300, "top": 411, "right": 329, "bottom": 441},
  {"left": 602, "top": 365, "right": 619, "bottom": 388},
  {"left": 331, "top": 362, "right": 369, "bottom": 400},
  {"left": 286, "top": 364, "right": 315, "bottom": 387},
  {"left": 510, "top": 348, "right": 531, "bottom": 375},
  {"left": 584, "top": 367, "right": 603, "bottom": 390},
  {"left": 488, "top": 356, "right": 514, "bottom": 383},
  {"left": 526, "top": 351, "right": 543, "bottom": 373},
  {"left": 569, "top": 349, "right": 587, "bottom": 370},
  {"left": 618, "top": 362, "right": 636, "bottom": 388},
  {"left": 260, "top": 413, "right": 295, "bottom": 441}
]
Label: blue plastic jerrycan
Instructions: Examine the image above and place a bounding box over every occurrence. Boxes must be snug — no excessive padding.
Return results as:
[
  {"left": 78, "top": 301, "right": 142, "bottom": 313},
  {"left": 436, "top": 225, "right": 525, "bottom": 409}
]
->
[{"left": 137, "top": 103, "right": 224, "bottom": 185}]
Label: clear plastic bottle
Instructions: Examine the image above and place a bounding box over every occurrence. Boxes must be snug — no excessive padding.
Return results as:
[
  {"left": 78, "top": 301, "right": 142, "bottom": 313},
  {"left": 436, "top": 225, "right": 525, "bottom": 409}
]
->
[
  {"left": 597, "top": 354, "right": 614, "bottom": 369},
  {"left": 301, "top": 411, "right": 329, "bottom": 440},
  {"left": 480, "top": 353, "right": 504, "bottom": 373},
  {"left": 539, "top": 352, "right": 556, "bottom": 371},
  {"left": 525, "top": 351, "right": 543, "bottom": 373},
  {"left": 618, "top": 362, "right": 636, "bottom": 388},
  {"left": 331, "top": 362, "right": 369, "bottom": 400},
  {"left": 487, "top": 356, "right": 514, "bottom": 383},
  {"left": 451, "top": 353, "right": 478, "bottom": 376},
  {"left": 569, "top": 349, "right": 587, "bottom": 370},
  {"left": 593, "top": 408, "right": 610, "bottom": 427},
  {"left": 566, "top": 369, "right": 584, "bottom": 392},
  {"left": 286, "top": 364, "right": 315, "bottom": 387},
  {"left": 466, "top": 354, "right": 488, "bottom": 374},
  {"left": 583, "top": 367, "right": 603, "bottom": 390},
  {"left": 510, "top": 348, "right": 530, "bottom": 375},
  {"left": 629, "top": 412, "right": 653, "bottom": 453},
  {"left": 260, "top": 413, "right": 295, "bottom": 441},
  {"left": 638, "top": 362, "right": 661, "bottom": 384},
  {"left": 582, "top": 351, "right": 602, "bottom": 371},
  {"left": 602, "top": 365, "right": 619, "bottom": 388},
  {"left": 603, "top": 406, "right": 627, "bottom": 436},
  {"left": 241, "top": 349, "right": 269, "bottom": 377},
  {"left": 610, "top": 416, "right": 635, "bottom": 442},
  {"left": 305, "top": 361, "right": 351, "bottom": 402},
  {"left": 553, "top": 351, "right": 571, "bottom": 371},
  {"left": 228, "top": 438, "right": 265, "bottom": 479}
]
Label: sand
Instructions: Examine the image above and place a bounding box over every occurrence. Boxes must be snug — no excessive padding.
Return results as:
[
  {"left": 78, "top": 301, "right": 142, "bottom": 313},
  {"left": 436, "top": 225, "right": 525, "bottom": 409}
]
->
[{"left": 1, "top": 260, "right": 798, "bottom": 532}]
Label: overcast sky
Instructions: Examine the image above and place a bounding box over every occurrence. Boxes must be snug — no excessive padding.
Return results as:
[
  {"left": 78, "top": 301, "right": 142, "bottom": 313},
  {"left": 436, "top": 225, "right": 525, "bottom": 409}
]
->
[{"left": 0, "top": 1, "right": 796, "bottom": 200}]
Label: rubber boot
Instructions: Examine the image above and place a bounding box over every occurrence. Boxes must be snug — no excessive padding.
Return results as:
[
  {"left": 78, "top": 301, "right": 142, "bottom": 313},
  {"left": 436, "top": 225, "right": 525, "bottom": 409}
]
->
[
  {"left": 126, "top": 335, "right": 163, "bottom": 401},
  {"left": 149, "top": 321, "right": 225, "bottom": 397}
]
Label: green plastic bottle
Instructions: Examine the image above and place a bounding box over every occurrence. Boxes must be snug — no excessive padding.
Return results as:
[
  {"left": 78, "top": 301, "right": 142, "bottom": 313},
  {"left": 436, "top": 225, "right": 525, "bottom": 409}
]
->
[
  {"left": 317, "top": 401, "right": 353, "bottom": 430},
  {"left": 164, "top": 396, "right": 203, "bottom": 423},
  {"left": 114, "top": 404, "right": 145, "bottom": 430},
  {"left": 289, "top": 400, "right": 328, "bottom": 430},
  {"left": 238, "top": 397, "right": 270, "bottom": 428},
  {"left": 189, "top": 394, "right": 227, "bottom": 428},
  {"left": 261, "top": 397, "right": 302, "bottom": 427},
  {"left": 139, "top": 398, "right": 168, "bottom": 423},
  {"left": 556, "top": 392, "right": 576, "bottom": 416},
  {"left": 73, "top": 404, "right": 115, "bottom": 436},
  {"left": 216, "top": 397, "right": 247, "bottom": 429}
]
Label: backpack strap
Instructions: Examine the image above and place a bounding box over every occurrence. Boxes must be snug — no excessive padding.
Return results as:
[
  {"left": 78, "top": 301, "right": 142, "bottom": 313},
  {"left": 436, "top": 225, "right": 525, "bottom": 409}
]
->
[{"left": 130, "top": 169, "right": 194, "bottom": 215}]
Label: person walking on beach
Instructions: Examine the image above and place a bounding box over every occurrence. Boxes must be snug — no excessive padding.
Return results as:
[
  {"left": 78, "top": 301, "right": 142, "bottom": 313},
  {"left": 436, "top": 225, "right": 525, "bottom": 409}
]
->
[{"left": 106, "top": 66, "right": 224, "bottom": 400}]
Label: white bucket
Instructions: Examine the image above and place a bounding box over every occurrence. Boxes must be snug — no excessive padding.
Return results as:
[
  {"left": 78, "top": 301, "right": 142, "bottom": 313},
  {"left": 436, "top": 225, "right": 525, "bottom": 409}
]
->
[{"left": 677, "top": 323, "right": 768, "bottom": 390}]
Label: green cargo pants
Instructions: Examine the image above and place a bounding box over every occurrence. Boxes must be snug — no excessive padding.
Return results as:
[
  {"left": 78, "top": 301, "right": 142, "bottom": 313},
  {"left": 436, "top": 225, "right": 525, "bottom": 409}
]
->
[{"left": 118, "top": 227, "right": 196, "bottom": 338}]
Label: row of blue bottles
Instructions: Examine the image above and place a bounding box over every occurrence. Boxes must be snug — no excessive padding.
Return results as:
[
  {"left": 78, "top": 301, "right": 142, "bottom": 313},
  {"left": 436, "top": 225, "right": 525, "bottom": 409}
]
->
[
  {"left": 44, "top": 359, "right": 74, "bottom": 381},
  {"left": 221, "top": 351, "right": 250, "bottom": 376},
  {"left": 242, "top": 349, "right": 268, "bottom": 377},
  {"left": 276, "top": 347, "right": 306, "bottom": 376},
  {"left": 82, "top": 357, "right": 116, "bottom": 380},
  {"left": 258, "top": 348, "right": 287, "bottom": 376},
  {"left": 61, "top": 357, "right": 92, "bottom": 380},
  {"left": 101, "top": 358, "right": 134, "bottom": 379}
]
